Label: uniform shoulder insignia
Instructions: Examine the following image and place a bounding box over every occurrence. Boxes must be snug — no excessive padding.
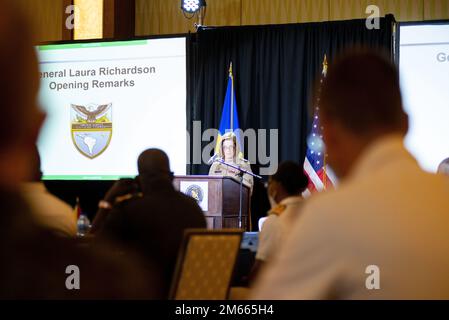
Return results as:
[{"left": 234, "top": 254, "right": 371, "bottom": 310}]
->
[
  {"left": 115, "top": 192, "right": 142, "bottom": 204},
  {"left": 268, "top": 204, "right": 287, "bottom": 216}
]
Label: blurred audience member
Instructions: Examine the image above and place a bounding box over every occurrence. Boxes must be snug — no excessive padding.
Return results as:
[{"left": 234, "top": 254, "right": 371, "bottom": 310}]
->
[
  {"left": 21, "top": 146, "right": 77, "bottom": 237},
  {"left": 250, "top": 178, "right": 271, "bottom": 231},
  {"left": 94, "top": 148, "right": 207, "bottom": 297},
  {"left": 0, "top": 0, "right": 162, "bottom": 299},
  {"left": 250, "top": 161, "right": 308, "bottom": 282},
  {"left": 437, "top": 158, "right": 449, "bottom": 176},
  {"left": 252, "top": 49, "right": 449, "bottom": 299}
]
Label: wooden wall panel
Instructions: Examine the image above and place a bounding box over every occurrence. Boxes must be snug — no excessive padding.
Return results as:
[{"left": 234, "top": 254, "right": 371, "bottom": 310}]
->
[
  {"left": 14, "top": 0, "right": 64, "bottom": 42},
  {"left": 381, "top": 0, "right": 424, "bottom": 21},
  {"left": 135, "top": 0, "right": 448, "bottom": 37},
  {"left": 329, "top": 0, "right": 371, "bottom": 20},
  {"left": 296, "top": 0, "right": 330, "bottom": 23},
  {"left": 136, "top": 0, "right": 160, "bottom": 36},
  {"left": 21, "top": 0, "right": 446, "bottom": 40},
  {"left": 204, "top": 0, "right": 242, "bottom": 27},
  {"left": 241, "top": 0, "right": 283, "bottom": 25},
  {"left": 330, "top": 0, "right": 424, "bottom": 22},
  {"left": 242, "top": 0, "right": 330, "bottom": 25},
  {"left": 159, "top": 0, "right": 196, "bottom": 34},
  {"left": 424, "top": 0, "right": 449, "bottom": 20}
]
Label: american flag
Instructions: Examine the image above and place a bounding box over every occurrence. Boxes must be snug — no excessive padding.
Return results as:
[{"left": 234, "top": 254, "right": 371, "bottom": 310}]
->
[{"left": 303, "top": 55, "right": 337, "bottom": 195}]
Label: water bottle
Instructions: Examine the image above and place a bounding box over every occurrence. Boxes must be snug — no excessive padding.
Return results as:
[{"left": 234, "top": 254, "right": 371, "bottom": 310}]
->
[{"left": 77, "top": 214, "right": 91, "bottom": 237}]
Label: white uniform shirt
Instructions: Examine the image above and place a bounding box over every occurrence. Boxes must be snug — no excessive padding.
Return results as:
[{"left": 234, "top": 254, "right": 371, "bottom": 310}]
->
[
  {"left": 256, "top": 196, "right": 304, "bottom": 261},
  {"left": 21, "top": 182, "right": 77, "bottom": 237},
  {"left": 252, "top": 135, "right": 449, "bottom": 299}
]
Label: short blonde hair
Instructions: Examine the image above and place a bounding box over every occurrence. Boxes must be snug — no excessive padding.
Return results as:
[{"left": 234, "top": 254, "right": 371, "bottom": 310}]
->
[
  {"left": 219, "top": 132, "right": 239, "bottom": 161},
  {"left": 437, "top": 158, "right": 449, "bottom": 176}
]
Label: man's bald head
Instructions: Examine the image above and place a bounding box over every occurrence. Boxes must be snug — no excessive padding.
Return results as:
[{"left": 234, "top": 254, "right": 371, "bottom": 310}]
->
[
  {"left": 320, "top": 49, "right": 408, "bottom": 136},
  {"left": 137, "top": 149, "right": 172, "bottom": 181},
  {"left": 437, "top": 158, "right": 449, "bottom": 176},
  {"left": 0, "top": 0, "right": 44, "bottom": 187},
  {"left": 317, "top": 49, "right": 408, "bottom": 179},
  {"left": 0, "top": 0, "right": 42, "bottom": 148}
]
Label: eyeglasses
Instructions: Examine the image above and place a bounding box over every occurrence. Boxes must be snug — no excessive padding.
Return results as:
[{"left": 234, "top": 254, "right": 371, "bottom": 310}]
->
[{"left": 223, "top": 145, "right": 234, "bottom": 151}]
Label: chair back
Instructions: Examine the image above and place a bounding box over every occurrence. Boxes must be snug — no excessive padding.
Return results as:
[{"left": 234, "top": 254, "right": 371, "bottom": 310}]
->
[{"left": 169, "top": 229, "right": 243, "bottom": 300}]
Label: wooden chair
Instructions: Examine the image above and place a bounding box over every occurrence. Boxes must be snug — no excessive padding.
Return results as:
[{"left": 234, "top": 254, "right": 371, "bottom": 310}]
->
[{"left": 169, "top": 229, "right": 243, "bottom": 300}]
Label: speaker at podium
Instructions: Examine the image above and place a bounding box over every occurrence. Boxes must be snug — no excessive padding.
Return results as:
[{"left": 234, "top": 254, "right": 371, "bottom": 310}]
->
[{"left": 173, "top": 176, "right": 250, "bottom": 230}]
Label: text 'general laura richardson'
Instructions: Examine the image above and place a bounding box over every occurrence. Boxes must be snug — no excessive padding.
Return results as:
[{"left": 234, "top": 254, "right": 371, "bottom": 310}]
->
[{"left": 39, "top": 65, "right": 157, "bottom": 91}]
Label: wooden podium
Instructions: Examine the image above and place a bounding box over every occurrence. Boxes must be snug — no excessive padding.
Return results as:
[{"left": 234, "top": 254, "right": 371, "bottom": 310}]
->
[{"left": 173, "top": 176, "right": 250, "bottom": 231}]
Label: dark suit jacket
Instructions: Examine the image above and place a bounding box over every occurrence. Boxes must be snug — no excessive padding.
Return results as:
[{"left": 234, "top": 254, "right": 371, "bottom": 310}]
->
[{"left": 100, "top": 179, "right": 207, "bottom": 296}]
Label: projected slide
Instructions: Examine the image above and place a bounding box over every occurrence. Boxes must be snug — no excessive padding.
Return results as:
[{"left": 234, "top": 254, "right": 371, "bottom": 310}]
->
[
  {"left": 36, "top": 38, "right": 187, "bottom": 180},
  {"left": 400, "top": 23, "right": 449, "bottom": 173}
]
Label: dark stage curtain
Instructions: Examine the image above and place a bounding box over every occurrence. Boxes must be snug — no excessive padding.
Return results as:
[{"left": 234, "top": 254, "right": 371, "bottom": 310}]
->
[{"left": 187, "top": 15, "right": 396, "bottom": 177}]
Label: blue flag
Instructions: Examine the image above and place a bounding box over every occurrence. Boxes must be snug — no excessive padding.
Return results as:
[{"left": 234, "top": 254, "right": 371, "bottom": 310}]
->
[{"left": 215, "top": 63, "right": 243, "bottom": 156}]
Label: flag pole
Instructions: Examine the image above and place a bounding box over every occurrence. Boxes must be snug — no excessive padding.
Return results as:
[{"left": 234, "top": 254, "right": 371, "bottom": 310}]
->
[
  {"left": 230, "top": 62, "right": 234, "bottom": 131},
  {"left": 322, "top": 54, "right": 328, "bottom": 190}
]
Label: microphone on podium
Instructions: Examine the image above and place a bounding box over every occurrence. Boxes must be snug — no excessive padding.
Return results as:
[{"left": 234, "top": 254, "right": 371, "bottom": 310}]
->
[{"left": 207, "top": 153, "right": 221, "bottom": 165}]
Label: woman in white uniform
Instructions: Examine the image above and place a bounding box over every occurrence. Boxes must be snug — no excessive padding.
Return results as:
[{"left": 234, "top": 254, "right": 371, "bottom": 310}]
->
[{"left": 250, "top": 161, "right": 309, "bottom": 282}]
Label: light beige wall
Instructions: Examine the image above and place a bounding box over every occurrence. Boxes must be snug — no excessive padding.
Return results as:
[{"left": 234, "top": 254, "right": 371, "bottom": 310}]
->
[
  {"left": 136, "top": 0, "right": 449, "bottom": 36},
  {"left": 74, "top": 0, "right": 103, "bottom": 40}
]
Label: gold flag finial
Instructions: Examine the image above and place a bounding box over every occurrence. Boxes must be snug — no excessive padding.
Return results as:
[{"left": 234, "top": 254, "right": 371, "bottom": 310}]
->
[
  {"left": 322, "top": 54, "right": 328, "bottom": 76},
  {"left": 229, "top": 62, "right": 233, "bottom": 77},
  {"left": 322, "top": 54, "right": 328, "bottom": 190}
]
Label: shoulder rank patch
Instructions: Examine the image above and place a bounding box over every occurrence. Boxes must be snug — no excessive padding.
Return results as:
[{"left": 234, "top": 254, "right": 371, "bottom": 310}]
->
[{"left": 268, "top": 204, "right": 287, "bottom": 216}]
